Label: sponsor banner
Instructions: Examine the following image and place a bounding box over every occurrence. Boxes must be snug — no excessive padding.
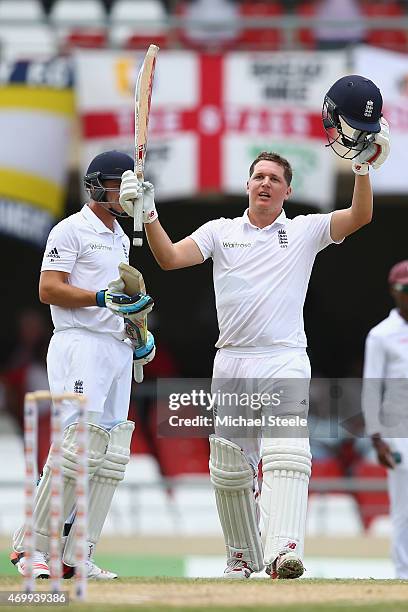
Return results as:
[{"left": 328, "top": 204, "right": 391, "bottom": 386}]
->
[
  {"left": 223, "top": 52, "right": 346, "bottom": 207},
  {"left": 75, "top": 50, "right": 346, "bottom": 208},
  {"left": 223, "top": 137, "right": 333, "bottom": 207},
  {"left": 0, "top": 58, "right": 74, "bottom": 246},
  {"left": 354, "top": 46, "right": 408, "bottom": 194}
]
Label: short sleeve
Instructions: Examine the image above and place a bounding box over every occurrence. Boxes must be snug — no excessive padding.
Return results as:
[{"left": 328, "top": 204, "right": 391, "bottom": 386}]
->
[
  {"left": 41, "top": 220, "right": 80, "bottom": 273},
  {"left": 189, "top": 219, "right": 222, "bottom": 261},
  {"left": 306, "top": 212, "right": 343, "bottom": 253}
]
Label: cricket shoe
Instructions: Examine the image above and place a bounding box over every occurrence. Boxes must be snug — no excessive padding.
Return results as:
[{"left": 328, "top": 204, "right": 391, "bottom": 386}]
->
[
  {"left": 10, "top": 551, "right": 50, "bottom": 579},
  {"left": 62, "top": 560, "right": 117, "bottom": 580},
  {"left": 86, "top": 560, "right": 117, "bottom": 580},
  {"left": 223, "top": 559, "right": 255, "bottom": 579},
  {"left": 266, "top": 550, "right": 304, "bottom": 580}
]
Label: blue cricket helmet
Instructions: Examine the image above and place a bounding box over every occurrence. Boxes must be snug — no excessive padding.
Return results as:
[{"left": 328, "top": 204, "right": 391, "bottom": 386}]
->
[
  {"left": 84, "top": 150, "right": 134, "bottom": 204},
  {"left": 322, "top": 75, "right": 383, "bottom": 159}
]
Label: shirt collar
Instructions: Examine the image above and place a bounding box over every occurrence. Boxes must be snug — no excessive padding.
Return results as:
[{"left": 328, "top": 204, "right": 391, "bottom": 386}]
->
[
  {"left": 242, "top": 208, "right": 287, "bottom": 230},
  {"left": 81, "top": 204, "right": 125, "bottom": 236},
  {"left": 390, "top": 308, "right": 408, "bottom": 325}
]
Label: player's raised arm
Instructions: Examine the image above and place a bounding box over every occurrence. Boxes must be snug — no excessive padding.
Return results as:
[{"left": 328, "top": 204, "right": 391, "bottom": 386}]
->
[
  {"left": 322, "top": 75, "right": 390, "bottom": 242},
  {"left": 119, "top": 171, "right": 204, "bottom": 270},
  {"left": 330, "top": 173, "right": 373, "bottom": 242}
]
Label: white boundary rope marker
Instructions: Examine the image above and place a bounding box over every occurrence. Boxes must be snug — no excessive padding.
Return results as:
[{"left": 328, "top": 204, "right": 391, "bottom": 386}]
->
[
  {"left": 133, "top": 43, "right": 159, "bottom": 247},
  {"left": 23, "top": 391, "right": 88, "bottom": 601}
]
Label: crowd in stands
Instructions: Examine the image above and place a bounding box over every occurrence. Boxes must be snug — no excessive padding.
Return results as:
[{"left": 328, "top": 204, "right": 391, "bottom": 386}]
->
[{"left": 0, "top": 0, "right": 408, "bottom": 59}]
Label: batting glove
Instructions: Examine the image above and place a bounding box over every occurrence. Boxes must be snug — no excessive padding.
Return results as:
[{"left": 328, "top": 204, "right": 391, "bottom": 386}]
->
[
  {"left": 139, "top": 181, "right": 158, "bottom": 224},
  {"left": 107, "top": 275, "right": 126, "bottom": 294},
  {"left": 352, "top": 117, "right": 390, "bottom": 175},
  {"left": 96, "top": 290, "right": 154, "bottom": 316},
  {"left": 133, "top": 331, "right": 156, "bottom": 366},
  {"left": 119, "top": 170, "right": 142, "bottom": 216},
  {"left": 119, "top": 171, "right": 158, "bottom": 224}
]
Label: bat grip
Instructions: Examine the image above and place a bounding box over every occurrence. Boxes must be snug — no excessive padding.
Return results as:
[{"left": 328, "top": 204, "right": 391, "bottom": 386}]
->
[
  {"left": 134, "top": 363, "right": 144, "bottom": 384},
  {"left": 133, "top": 194, "right": 144, "bottom": 247}
]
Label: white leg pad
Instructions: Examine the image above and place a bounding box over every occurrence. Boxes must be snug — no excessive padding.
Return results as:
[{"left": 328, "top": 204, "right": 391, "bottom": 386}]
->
[
  {"left": 62, "top": 421, "right": 134, "bottom": 566},
  {"left": 261, "top": 437, "right": 312, "bottom": 566},
  {"left": 13, "top": 423, "right": 109, "bottom": 553},
  {"left": 209, "top": 435, "right": 264, "bottom": 572}
]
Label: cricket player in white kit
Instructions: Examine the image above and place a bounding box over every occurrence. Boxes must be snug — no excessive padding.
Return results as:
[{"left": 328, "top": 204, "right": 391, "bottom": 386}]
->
[
  {"left": 362, "top": 260, "right": 408, "bottom": 578},
  {"left": 11, "top": 151, "right": 155, "bottom": 581},
  {"left": 118, "top": 75, "right": 390, "bottom": 579}
]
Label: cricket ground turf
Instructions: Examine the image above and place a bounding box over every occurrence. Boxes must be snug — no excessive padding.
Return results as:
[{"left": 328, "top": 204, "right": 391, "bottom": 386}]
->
[{"left": 0, "top": 577, "right": 408, "bottom": 611}]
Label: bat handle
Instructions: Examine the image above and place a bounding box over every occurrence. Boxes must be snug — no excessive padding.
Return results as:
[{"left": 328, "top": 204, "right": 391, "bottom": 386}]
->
[
  {"left": 133, "top": 193, "right": 144, "bottom": 247},
  {"left": 134, "top": 363, "right": 144, "bottom": 384}
]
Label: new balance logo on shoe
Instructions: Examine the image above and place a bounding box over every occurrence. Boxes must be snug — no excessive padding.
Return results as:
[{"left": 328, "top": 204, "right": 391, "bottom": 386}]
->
[{"left": 46, "top": 248, "right": 60, "bottom": 261}]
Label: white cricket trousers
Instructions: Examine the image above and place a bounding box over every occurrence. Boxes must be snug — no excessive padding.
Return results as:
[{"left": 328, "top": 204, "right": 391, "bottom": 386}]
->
[
  {"left": 47, "top": 328, "right": 133, "bottom": 430},
  {"left": 386, "top": 437, "right": 408, "bottom": 578},
  {"left": 211, "top": 347, "right": 311, "bottom": 471}
]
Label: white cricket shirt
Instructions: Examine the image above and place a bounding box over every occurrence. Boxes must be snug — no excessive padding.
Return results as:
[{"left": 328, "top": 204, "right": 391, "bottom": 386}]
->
[
  {"left": 362, "top": 309, "right": 408, "bottom": 435},
  {"left": 41, "top": 204, "right": 130, "bottom": 339},
  {"left": 190, "top": 209, "right": 340, "bottom": 351}
]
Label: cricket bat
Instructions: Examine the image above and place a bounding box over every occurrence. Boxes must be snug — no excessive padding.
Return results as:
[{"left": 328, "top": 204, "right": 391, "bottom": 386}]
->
[
  {"left": 119, "top": 262, "right": 150, "bottom": 383},
  {"left": 133, "top": 44, "right": 159, "bottom": 247}
]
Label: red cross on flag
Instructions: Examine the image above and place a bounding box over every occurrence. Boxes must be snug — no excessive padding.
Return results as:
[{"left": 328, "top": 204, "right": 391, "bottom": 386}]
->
[{"left": 75, "top": 50, "right": 347, "bottom": 209}]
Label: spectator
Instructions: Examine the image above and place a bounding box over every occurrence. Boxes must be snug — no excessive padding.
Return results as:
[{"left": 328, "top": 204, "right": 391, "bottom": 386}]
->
[
  {"left": 181, "top": 0, "right": 241, "bottom": 51},
  {"left": 7, "top": 309, "right": 51, "bottom": 369},
  {"left": 314, "top": 0, "right": 366, "bottom": 49}
]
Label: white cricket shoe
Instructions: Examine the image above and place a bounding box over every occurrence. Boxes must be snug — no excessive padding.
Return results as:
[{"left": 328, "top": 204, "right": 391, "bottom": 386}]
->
[
  {"left": 267, "top": 550, "right": 304, "bottom": 580},
  {"left": 62, "top": 559, "right": 117, "bottom": 580},
  {"left": 223, "top": 559, "right": 254, "bottom": 579},
  {"left": 86, "top": 559, "right": 117, "bottom": 580},
  {"left": 10, "top": 551, "right": 50, "bottom": 579}
]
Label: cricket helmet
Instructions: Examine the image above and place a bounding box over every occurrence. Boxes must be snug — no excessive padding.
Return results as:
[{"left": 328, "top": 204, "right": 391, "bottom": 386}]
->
[
  {"left": 84, "top": 150, "right": 134, "bottom": 216},
  {"left": 322, "top": 75, "right": 383, "bottom": 159}
]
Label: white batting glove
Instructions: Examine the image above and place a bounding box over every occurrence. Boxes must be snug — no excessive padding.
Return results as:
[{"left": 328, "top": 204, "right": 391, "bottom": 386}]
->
[
  {"left": 119, "top": 170, "right": 142, "bottom": 216},
  {"left": 139, "top": 181, "right": 158, "bottom": 224},
  {"left": 108, "top": 276, "right": 126, "bottom": 294},
  {"left": 352, "top": 117, "right": 390, "bottom": 175}
]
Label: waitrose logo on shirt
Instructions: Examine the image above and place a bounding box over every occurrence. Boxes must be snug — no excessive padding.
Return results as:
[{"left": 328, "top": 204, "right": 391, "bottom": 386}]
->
[{"left": 222, "top": 241, "right": 252, "bottom": 248}]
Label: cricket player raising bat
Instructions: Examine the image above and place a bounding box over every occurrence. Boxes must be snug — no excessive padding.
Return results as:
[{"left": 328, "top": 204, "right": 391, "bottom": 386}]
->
[
  {"left": 120, "top": 75, "right": 390, "bottom": 579},
  {"left": 11, "top": 150, "right": 155, "bottom": 581}
]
